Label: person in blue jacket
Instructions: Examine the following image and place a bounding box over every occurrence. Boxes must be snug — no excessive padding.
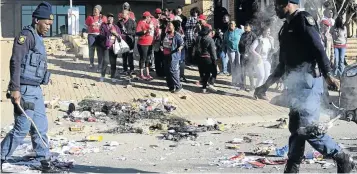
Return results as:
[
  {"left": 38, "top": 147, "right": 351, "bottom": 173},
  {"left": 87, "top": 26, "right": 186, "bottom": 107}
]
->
[
  {"left": 254, "top": 0, "right": 355, "bottom": 173},
  {"left": 161, "top": 21, "right": 185, "bottom": 93},
  {"left": 1, "top": 2, "right": 61, "bottom": 173}
]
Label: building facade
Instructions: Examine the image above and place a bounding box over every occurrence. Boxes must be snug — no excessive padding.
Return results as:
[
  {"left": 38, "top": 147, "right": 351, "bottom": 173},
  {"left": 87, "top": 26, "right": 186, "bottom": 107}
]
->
[{"left": 1, "top": 0, "right": 182, "bottom": 38}]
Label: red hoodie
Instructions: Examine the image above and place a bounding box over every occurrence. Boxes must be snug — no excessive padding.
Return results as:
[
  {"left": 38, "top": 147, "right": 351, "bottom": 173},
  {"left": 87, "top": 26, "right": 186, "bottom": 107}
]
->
[
  {"left": 85, "top": 15, "right": 108, "bottom": 34},
  {"left": 136, "top": 20, "right": 154, "bottom": 45}
]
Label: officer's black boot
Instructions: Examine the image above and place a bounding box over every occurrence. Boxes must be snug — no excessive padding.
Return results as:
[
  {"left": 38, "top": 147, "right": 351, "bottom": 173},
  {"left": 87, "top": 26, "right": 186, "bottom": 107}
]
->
[
  {"left": 333, "top": 151, "right": 355, "bottom": 173},
  {"left": 284, "top": 160, "right": 300, "bottom": 173},
  {"left": 1, "top": 159, "right": 4, "bottom": 172},
  {"left": 40, "top": 160, "right": 61, "bottom": 173}
]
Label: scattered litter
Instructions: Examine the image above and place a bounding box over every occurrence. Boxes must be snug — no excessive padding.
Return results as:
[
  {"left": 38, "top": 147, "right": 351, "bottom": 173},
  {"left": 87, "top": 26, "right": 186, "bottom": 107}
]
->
[
  {"left": 266, "top": 118, "right": 288, "bottom": 129},
  {"left": 69, "top": 125, "right": 84, "bottom": 132},
  {"left": 150, "top": 145, "right": 159, "bottom": 148},
  {"left": 247, "top": 133, "right": 259, "bottom": 137},
  {"left": 85, "top": 135, "right": 103, "bottom": 142},
  {"left": 253, "top": 146, "right": 274, "bottom": 156},
  {"left": 229, "top": 152, "right": 246, "bottom": 161},
  {"left": 180, "top": 96, "right": 188, "bottom": 100},
  {"left": 243, "top": 136, "right": 253, "bottom": 143},
  {"left": 227, "top": 138, "right": 243, "bottom": 144},
  {"left": 226, "top": 144, "right": 240, "bottom": 150},
  {"left": 340, "top": 137, "right": 357, "bottom": 140},
  {"left": 227, "top": 137, "right": 252, "bottom": 144},
  {"left": 205, "top": 141, "right": 214, "bottom": 146},
  {"left": 206, "top": 118, "right": 217, "bottom": 126},
  {"left": 273, "top": 166, "right": 281, "bottom": 171},
  {"left": 116, "top": 156, "right": 127, "bottom": 161},
  {"left": 45, "top": 96, "right": 60, "bottom": 109},
  {"left": 105, "top": 141, "right": 120, "bottom": 147},
  {"left": 275, "top": 145, "right": 289, "bottom": 157},
  {"left": 248, "top": 161, "right": 266, "bottom": 168},
  {"left": 150, "top": 93, "right": 157, "bottom": 97},
  {"left": 260, "top": 140, "right": 274, "bottom": 145},
  {"left": 257, "top": 158, "right": 287, "bottom": 165},
  {"left": 305, "top": 150, "right": 323, "bottom": 161},
  {"left": 321, "top": 162, "right": 335, "bottom": 169},
  {"left": 191, "top": 142, "right": 200, "bottom": 146}
]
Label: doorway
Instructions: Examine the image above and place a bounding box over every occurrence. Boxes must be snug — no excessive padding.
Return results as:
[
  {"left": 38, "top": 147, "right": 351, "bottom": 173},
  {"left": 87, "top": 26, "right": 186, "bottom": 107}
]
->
[{"left": 57, "top": 14, "right": 68, "bottom": 36}]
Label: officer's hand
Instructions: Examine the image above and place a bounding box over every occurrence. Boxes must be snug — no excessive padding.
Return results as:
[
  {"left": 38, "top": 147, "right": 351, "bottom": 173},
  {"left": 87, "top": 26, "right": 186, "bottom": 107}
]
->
[
  {"left": 254, "top": 85, "right": 269, "bottom": 100},
  {"left": 325, "top": 75, "right": 340, "bottom": 91},
  {"left": 11, "top": 91, "right": 21, "bottom": 105}
]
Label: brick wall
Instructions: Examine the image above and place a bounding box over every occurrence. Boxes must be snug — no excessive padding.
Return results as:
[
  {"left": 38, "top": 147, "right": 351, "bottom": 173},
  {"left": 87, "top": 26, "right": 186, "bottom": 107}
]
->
[{"left": 228, "top": 0, "right": 235, "bottom": 21}]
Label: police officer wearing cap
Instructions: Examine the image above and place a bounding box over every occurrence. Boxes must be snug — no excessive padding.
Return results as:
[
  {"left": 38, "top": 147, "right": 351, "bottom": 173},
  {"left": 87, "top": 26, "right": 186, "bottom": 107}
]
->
[
  {"left": 254, "top": 0, "right": 355, "bottom": 173},
  {"left": 1, "top": 2, "right": 60, "bottom": 173}
]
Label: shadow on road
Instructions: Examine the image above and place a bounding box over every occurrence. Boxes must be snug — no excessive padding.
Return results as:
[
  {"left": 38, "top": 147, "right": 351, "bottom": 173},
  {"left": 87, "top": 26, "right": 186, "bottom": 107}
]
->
[{"left": 70, "top": 165, "right": 155, "bottom": 173}]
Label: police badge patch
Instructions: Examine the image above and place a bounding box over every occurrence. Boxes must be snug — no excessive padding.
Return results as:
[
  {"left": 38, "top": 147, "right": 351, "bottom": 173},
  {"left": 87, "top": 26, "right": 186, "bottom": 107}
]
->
[
  {"left": 305, "top": 16, "right": 315, "bottom": 26},
  {"left": 18, "top": 36, "right": 26, "bottom": 45},
  {"left": 50, "top": 14, "right": 54, "bottom": 20}
]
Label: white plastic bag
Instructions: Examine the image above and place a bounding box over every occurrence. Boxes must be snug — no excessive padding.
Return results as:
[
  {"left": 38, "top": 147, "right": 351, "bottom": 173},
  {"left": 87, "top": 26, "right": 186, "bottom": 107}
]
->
[{"left": 113, "top": 37, "right": 130, "bottom": 54}]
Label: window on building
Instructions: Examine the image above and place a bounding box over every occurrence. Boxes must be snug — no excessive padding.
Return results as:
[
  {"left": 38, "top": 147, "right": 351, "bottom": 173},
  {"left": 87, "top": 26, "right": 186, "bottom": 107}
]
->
[{"left": 21, "top": 5, "right": 85, "bottom": 37}]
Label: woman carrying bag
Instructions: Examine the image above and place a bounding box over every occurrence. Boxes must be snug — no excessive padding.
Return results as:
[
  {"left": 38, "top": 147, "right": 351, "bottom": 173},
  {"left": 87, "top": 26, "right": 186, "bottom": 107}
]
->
[{"left": 99, "top": 13, "right": 122, "bottom": 83}]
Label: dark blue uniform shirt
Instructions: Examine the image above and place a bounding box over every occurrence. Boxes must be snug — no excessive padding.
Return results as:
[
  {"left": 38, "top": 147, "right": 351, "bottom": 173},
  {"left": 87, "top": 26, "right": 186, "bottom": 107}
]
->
[
  {"left": 273, "top": 10, "right": 332, "bottom": 78},
  {"left": 9, "top": 30, "right": 36, "bottom": 91}
]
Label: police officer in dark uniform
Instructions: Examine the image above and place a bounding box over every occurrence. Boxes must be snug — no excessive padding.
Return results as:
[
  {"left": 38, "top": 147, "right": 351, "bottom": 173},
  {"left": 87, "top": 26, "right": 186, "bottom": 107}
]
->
[
  {"left": 254, "top": 0, "right": 355, "bottom": 173},
  {"left": 1, "top": 2, "right": 60, "bottom": 173}
]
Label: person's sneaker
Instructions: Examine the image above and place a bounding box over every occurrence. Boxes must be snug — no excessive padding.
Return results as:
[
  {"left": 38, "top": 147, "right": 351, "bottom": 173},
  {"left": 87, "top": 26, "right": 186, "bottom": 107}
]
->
[
  {"left": 245, "top": 88, "right": 251, "bottom": 92},
  {"left": 89, "top": 64, "right": 94, "bottom": 69},
  {"left": 121, "top": 70, "right": 128, "bottom": 74},
  {"left": 208, "top": 85, "right": 217, "bottom": 92},
  {"left": 169, "top": 88, "right": 175, "bottom": 93},
  {"left": 40, "top": 160, "right": 62, "bottom": 173},
  {"left": 202, "top": 88, "right": 207, "bottom": 93},
  {"left": 146, "top": 75, "right": 153, "bottom": 81},
  {"left": 139, "top": 75, "right": 147, "bottom": 80},
  {"left": 174, "top": 87, "right": 182, "bottom": 93},
  {"left": 334, "top": 152, "right": 355, "bottom": 173},
  {"left": 111, "top": 78, "right": 117, "bottom": 83},
  {"left": 99, "top": 77, "right": 104, "bottom": 82}
]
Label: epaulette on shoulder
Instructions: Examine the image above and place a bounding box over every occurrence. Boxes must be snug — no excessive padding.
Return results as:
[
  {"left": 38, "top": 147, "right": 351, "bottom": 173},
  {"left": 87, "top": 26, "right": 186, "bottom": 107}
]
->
[{"left": 299, "top": 11, "right": 315, "bottom": 26}]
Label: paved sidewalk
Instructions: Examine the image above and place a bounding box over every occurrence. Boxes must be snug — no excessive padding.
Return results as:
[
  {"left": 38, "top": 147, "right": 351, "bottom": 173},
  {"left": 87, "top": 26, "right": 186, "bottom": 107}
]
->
[{"left": 0, "top": 40, "right": 288, "bottom": 127}]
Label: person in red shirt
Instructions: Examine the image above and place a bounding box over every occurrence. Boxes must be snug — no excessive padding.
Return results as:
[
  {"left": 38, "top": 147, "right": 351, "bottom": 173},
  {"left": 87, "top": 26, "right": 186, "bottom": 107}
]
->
[
  {"left": 85, "top": 5, "right": 107, "bottom": 71},
  {"left": 136, "top": 11, "right": 155, "bottom": 80}
]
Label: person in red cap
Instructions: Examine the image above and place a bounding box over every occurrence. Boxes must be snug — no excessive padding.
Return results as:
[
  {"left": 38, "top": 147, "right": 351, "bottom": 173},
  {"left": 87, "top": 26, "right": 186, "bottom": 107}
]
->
[
  {"left": 136, "top": 11, "right": 155, "bottom": 80},
  {"left": 197, "top": 14, "right": 213, "bottom": 37}
]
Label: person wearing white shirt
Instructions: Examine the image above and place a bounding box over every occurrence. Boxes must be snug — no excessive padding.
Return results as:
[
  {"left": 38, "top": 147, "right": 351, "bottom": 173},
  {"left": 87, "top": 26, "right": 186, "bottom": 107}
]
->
[{"left": 250, "top": 26, "right": 274, "bottom": 87}]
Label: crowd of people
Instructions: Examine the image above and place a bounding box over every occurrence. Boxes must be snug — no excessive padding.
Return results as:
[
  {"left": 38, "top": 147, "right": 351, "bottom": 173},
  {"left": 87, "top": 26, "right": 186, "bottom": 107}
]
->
[{"left": 84, "top": 1, "right": 348, "bottom": 94}]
